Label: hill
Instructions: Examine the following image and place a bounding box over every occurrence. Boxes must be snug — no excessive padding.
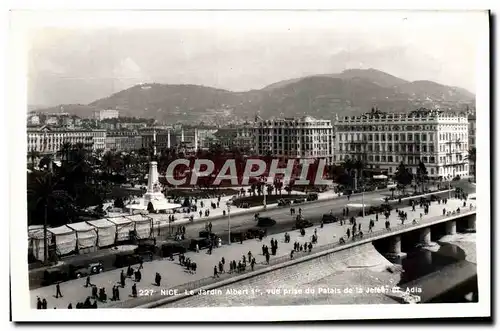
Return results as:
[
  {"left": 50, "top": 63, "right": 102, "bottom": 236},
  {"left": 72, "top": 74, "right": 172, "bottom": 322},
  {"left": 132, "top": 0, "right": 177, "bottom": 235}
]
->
[{"left": 35, "top": 69, "right": 475, "bottom": 123}]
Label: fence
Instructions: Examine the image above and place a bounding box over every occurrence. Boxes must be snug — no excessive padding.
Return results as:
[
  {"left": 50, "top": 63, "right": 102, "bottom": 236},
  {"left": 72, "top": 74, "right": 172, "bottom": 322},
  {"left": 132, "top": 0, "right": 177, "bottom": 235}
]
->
[{"left": 109, "top": 206, "right": 476, "bottom": 308}]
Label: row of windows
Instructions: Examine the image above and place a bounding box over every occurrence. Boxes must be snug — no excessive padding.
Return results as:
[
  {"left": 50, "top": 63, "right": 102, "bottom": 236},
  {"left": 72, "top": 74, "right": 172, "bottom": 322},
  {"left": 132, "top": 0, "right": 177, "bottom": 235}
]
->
[
  {"left": 256, "top": 129, "right": 332, "bottom": 135},
  {"left": 338, "top": 132, "right": 435, "bottom": 142},
  {"left": 337, "top": 143, "right": 436, "bottom": 153}
]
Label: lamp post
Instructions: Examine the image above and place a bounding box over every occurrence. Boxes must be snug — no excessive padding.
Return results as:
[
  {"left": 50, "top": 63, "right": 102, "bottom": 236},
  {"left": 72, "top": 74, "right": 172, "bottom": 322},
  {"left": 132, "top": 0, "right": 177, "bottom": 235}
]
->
[
  {"left": 227, "top": 203, "right": 231, "bottom": 245},
  {"left": 262, "top": 177, "right": 267, "bottom": 209}
]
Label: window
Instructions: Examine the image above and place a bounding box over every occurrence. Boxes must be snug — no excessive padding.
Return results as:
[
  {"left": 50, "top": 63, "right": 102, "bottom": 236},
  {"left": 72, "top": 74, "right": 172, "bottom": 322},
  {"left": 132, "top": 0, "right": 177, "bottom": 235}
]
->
[
  {"left": 408, "top": 133, "right": 413, "bottom": 141},
  {"left": 375, "top": 155, "right": 380, "bottom": 162},
  {"left": 382, "top": 156, "right": 386, "bottom": 162},
  {"left": 388, "top": 156, "right": 393, "bottom": 162},
  {"left": 400, "top": 133, "right": 405, "bottom": 141}
]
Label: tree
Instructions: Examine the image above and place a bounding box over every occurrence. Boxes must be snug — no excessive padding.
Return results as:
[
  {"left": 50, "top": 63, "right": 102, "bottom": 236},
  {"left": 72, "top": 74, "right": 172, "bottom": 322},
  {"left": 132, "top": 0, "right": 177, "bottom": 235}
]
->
[
  {"left": 28, "top": 149, "right": 39, "bottom": 170},
  {"left": 394, "top": 162, "right": 413, "bottom": 195},
  {"left": 465, "top": 147, "right": 476, "bottom": 181},
  {"left": 57, "top": 142, "right": 72, "bottom": 163},
  {"left": 27, "top": 172, "right": 74, "bottom": 263},
  {"left": 390, "top": 187, "right": 396, "bottom": 199},
  {"left": 416, "top": 161, "right": 429, "bottom": 193}
]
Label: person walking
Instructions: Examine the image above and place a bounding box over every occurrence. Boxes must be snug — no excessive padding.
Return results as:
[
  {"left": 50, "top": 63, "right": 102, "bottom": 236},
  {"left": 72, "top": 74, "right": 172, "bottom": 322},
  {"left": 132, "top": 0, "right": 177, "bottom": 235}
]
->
[
  {"left": 36, "top": 297, "right": 42, "bottom": 309},
  {"left": 132, "top": 283, "right": 137, "bottom": 298},
  {"left": 155, "top": 272, "right": 162, "bottom": 286},
  {"left": 85, "top": 276, "right": 92, "bottom": 288},
  {"left": 213, "top": 266, "right": 219, "bottom": 278},
  {"left": 42, "top": 298, "right": 47, "bottom": 309},
  {"left": 55, "top": 283, "right": 63, "bottom": 298},
  {"left": 67, "top": 303, "right": 73, "bottom": 309},
  {"left": 265, "top": 252, "right": 270, "bottom": 264}
]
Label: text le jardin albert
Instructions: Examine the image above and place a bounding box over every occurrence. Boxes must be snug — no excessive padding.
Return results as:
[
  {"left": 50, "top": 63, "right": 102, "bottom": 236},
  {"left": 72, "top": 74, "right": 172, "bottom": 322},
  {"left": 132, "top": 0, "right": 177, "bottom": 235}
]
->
[{"left": 138, "top": 286, "right": 422, "bottom": 298}]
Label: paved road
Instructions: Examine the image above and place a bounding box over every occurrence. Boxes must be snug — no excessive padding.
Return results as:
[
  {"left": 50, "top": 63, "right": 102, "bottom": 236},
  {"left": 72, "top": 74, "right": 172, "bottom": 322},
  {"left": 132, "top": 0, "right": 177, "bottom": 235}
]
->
[{"left": 30, "top": 193, "right": 473, "bottom": 309}]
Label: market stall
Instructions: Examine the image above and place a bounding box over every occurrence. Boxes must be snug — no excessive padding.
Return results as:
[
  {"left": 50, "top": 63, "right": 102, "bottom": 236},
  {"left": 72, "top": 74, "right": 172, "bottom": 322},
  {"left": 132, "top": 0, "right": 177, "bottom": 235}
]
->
[
  {"left": 47, "top": 225, "right": 76, "bottom": 255},
  {"left": 126, "top": 214, "right": 153, "bottom": 239},
  {"left": 28, "top": 225, "right": 52, "bottom": 261},
  {"left": 108, "top": 216, "right": 134, "bottom": 243},
  {"left": 86, "top": 218, "right": 116, "bottom": 247},
  {"left": 67, "top": 222, "right": 98, "bottom": 251}
]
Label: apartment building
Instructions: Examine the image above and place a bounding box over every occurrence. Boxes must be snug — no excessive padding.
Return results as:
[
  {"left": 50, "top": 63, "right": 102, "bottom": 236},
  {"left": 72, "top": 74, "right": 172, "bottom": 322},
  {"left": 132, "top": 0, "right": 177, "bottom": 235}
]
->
[
  {"left": 94, "top": 109, "right": 119, "bottom": 121},
  {"left": 334, "top": 108, "right": 469, "bottom": 179},
  {"left": 105, "top": 130, "right": 142, "bottom": 151},
  {"left": 27, "top": 126, "right": 96, "bottom": 154},
  {"left": 253, "top": 116, "right": 334, "bottom": 164}
]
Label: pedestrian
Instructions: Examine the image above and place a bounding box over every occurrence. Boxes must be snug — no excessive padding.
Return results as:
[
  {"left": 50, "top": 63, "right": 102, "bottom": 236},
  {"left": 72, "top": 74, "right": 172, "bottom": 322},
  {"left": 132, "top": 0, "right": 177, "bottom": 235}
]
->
[
  {"left": 221, "top": 256, "right": 225, "bottom": 265},
  {"left": 85, "top": 275, "right": 92, "bottom": 288},
  {"left": 155, "top": 272, "right": 162, "bottom": 286},
  {"left": 138, "top": 257, "right": 144, "bottom": 270},
  {"left": 290, "top": 250, "right": 294, "bottom": 259},
  {"left": 195, "top": 243, "right": 199, "bottom": 253},
  {"left": 92, "top": 285, "right": 98, "bottom": 298},
  {"left": 265, "top": 252, "right": 270, "bottom": 264},
  {"left": 132, "top": 283, "right": 137, "bottom": 297},
  {"left": 248, "top": 251, "right": 252, "bottom": 262},
  {"left": 346, "top": 228, "right": 350, "bottom": 239},
  {"left": 251, "top": 258, "right": 256, "bottom": 271},
  {"left": 120, "top": 270, "right": 126, "bottom": 288},
  {"left": 55, "top": 283, "right": 63, "bottom": 298},
  {"left": 42, "top": 298, "right": 47, "bottom": 309},
  {"left": 242, "top": 255, "right": 246, "bottom": 264},
  {"left": 219, "top": 261, "right": 224, "bottom": 274},
  {"left": 68, "top": 303, "right": 72, "bottom": 309},
  {"left": 214, "top": 266, "right": 219, "bottom": 278},
  {"left": 36, "top": 297, "right": 42, "bottom": 309}
]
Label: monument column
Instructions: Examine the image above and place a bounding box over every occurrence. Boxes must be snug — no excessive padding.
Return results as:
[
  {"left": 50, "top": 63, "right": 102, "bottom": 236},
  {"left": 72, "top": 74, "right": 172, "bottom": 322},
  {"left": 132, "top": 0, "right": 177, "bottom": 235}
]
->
[{"left": 167, "top": 129, "right": 171, "bottom": 148}]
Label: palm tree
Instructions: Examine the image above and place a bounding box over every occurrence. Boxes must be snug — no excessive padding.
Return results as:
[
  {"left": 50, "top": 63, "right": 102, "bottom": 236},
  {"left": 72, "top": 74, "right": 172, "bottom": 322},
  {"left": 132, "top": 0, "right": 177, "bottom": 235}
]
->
[
  {"left": 416, "top": 161, "right": 429, "bottom": 193},
  {"left": 28, "top": 149, "right": 39, "bottom": 170},
  {"left": 465, "top": 147, "right": 476, "bottom": 181},
  {"left": 57, "top": 142, "right": 72, "bottom": 163},
  {"left": 27, "top": 172, "right": 69, "bottom": 263}
]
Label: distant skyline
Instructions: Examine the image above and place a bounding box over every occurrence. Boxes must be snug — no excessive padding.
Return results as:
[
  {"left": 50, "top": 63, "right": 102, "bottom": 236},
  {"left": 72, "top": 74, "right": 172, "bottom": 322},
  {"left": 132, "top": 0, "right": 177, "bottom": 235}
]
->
[{"left": 27, "top": 11, "right": 485, "bottom": 107}]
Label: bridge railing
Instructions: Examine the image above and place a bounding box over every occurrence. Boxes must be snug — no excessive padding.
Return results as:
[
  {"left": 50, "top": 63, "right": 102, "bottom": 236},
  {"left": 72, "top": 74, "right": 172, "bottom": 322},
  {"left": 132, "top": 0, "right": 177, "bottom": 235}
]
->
[{"left": 110, "top": 206, "right": 476, "bottom": 308}]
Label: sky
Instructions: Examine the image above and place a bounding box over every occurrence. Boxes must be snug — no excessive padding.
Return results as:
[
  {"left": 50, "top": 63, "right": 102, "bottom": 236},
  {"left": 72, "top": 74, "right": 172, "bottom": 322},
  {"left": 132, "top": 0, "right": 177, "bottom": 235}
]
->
[{"left": 26, "top": 10, "right": 487, "bottom": 107}]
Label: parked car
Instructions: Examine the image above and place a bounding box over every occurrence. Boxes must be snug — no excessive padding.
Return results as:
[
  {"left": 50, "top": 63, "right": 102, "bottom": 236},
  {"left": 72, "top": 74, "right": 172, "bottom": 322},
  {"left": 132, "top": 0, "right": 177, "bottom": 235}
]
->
[
  {"left": 42, "top": 268, "right": 69, "bottom": 286},
  {"left": 322, "top": 214, "right": 339, "bottom": 224},
  {"left": 257, "top": 217, "right": 277, "bottom": 227},
  {"left": 306, "top": 193, "right": 319, "bottom": 201},
  {"left": 293, "top": 197, "right": 307, "bottom": 204},
  {"left": 277, "top": 199, "right": 291, "bottom": 206},
  {"left": 114, "top": 253, "right": 144, "bottom": 268},
  {"left": 69, "top": 261, "right": 104, "bottom": 279},
  {"left": 160, "top": 242, "right": 187, "bottom": 257},
  {"left": 246, "top": 227, "right": 266, "bottom": 239},
  {"left": 134, "top": 244, "right": 156, "bottom": 260},
  {"left": 293, "top": 219, "right": 314, "bottom": 230}
]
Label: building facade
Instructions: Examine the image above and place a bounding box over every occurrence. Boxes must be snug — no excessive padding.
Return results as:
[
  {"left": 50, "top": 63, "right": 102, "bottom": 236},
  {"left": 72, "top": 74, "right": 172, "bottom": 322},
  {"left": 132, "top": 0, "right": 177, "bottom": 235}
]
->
[
  {"left": 140, "top": 128, "right": 173, "bottom": 151},
  {"left": 253, "top": 116, "right": 334, "bottom": 164},
  {"left": 94, "top": 109, "right": 120, "bottom": 121},
  {"left": 105, "top": 130, "right": 143, "bottom": 151},
  {"left": 91, "top": 129, "right": 107, "bottom": 151},
  {"left": 334, "top": 109, "right": 469, "bottom": 179},
  {"left": 468, "top": 111, "right": 476, "bottom": 148},
  {"left": 27, "top": 126, "right": 96, "bottom": 154}
]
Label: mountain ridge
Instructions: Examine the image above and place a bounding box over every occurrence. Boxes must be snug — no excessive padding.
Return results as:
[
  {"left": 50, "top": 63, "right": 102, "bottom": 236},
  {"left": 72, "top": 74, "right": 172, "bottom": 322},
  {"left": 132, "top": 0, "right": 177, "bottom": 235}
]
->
[{"left": 33, "top": 68, "right": 475, "bottom": 123}]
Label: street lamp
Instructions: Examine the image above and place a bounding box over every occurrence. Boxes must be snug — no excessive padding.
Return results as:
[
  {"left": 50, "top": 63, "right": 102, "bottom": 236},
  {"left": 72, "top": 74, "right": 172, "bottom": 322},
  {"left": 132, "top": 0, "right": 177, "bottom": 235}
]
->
[
  {"left": 227, "top": 203, "right": 231, "bottom": 245},
  {"left": 262, "top": 177, "right": 267, "bottom": 209}
]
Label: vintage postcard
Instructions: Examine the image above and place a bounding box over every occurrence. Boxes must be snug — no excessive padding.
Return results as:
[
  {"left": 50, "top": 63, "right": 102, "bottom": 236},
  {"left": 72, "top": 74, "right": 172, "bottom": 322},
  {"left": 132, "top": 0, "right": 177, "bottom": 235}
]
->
[{"left": 9, "top": 9, "right": 491, "bottom": 322}]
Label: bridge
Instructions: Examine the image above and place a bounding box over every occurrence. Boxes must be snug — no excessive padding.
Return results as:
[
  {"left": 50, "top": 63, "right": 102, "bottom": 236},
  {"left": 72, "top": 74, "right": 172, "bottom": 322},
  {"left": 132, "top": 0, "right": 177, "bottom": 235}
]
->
[{"left": 29, "top": 195, "right": 476, "bottom": 309}]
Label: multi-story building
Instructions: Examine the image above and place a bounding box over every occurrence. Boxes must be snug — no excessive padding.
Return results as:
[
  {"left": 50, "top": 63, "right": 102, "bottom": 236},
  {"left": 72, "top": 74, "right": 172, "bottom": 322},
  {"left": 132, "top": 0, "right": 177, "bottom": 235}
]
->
[
  {"left": 182, "top": 126, "right": 219, "bottom": 150},
  {"left": 140, "top": 128, "right": 173, "bottom": 151},
  {"left": 105, "top": 130, "right": 142, "bottom": 151},
  {"left": 28, "top": 115, "right": 40, "bottom": 126},
  {"left": 94, "top": 109, "right": 120, "bottom": 121},
  {"left": 27, "top": 126, "right": 95, "bottom": 154},
  {"left": 235, "top": 122, "right": 254, "bottom": 149},
  {"left": 334, "top": 108, "right": 469, "bottom": 179},
  {"left": 468, "top": 111, "right": 476, "bottom": 148},
  {"left": 91, "top": 129, "right": 107, "bottom": 151},
  {"left": 253, "top": 116, "right": 334, "bottom": 164}
]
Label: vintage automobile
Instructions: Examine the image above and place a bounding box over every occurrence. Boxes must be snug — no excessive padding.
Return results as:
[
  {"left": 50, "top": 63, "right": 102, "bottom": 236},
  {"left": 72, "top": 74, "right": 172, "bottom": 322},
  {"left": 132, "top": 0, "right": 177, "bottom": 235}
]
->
[
  {"left": 160, "top": 242, "right": 187, "bottom": 257},
  {"left": 70, "top": 261, "right": 104, "bottom": 279},
  {"left": 293, "top": 218, "right": 314, "bottom": 230},
  {"left": 306, "top": 193, "right": 319, "bottom": 201},
  {"left": 42, "top": 268, "right": 70, "bottom": 286},
  {"left": 277, "top": 199, "right": 292, "bottom": 206},
  {"left": 257, "top": 217, "right": 277, "bottom": 227},
  {"left": 292, "top": 197, "right": 307, "bottom": 204},
  {"left": 114, "top": 253, "right": 145, "bottom": 268},
  {"left": 321, "top": 214, "right": 339, "bottom": 224}
]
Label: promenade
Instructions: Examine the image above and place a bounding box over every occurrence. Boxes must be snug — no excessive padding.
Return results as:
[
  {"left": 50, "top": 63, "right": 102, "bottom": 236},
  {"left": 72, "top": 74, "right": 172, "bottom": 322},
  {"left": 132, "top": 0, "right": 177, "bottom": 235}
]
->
[{"left": 30, "top": 194, "right": 473, "bottom": 309}]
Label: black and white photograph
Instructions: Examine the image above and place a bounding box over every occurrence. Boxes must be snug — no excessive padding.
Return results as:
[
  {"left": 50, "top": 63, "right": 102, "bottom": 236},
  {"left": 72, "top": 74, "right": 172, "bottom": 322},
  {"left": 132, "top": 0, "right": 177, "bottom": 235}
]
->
[{"left": 8, "top": 7, "right": 491, "bottom": 322}]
